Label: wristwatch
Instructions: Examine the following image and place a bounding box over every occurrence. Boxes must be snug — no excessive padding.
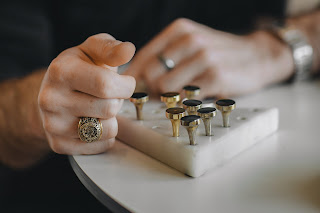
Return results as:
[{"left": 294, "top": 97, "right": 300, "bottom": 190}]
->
[{"left": 272, "top": 22, "right": 314, "bottom": 82}]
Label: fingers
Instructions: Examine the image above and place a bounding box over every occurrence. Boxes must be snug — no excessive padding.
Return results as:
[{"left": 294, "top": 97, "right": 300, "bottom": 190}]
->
[
  {"left": 43, "top": 115, "right": 118, "bottom": 140},
  {"left": 140, "top": 57, "right": 166, "bottom": 94},
  {"left": 125, "top": 18, "right": 195, "bottom": 79},
  {"left": 189, "top": 70, "right": 221, "bottom": 100},
  {"left": 39, "top": 85, "right": 125, "bottom": 118},
  {"left": 127, "top": 19, "right": 268, "bottom": 100},
  {"left": 65, "top": 91, "right": 124, "bottom": 118},
  {"left": 161, "top": 33, "right": 204, "bottom": 66},
  {"left": 79, "top": 33, "right": 136, "bottom": 67},
  {"left": 44, "top": 114, "right": 118, "bottom": 155},
  {"left": 141, "top": 34, "right": 204, "bottom": 93},
  {"left": 48, "top": 56, "right": 136, "bottom": 99},
  {"left": 157, "top": 50, "right": 210, "bottom": 93},
  {"left": 39, "top": 33, "right": 137, "bottom": 155},
  {"left": 40, "top": 87, "right": 121, "bottom": 154}
]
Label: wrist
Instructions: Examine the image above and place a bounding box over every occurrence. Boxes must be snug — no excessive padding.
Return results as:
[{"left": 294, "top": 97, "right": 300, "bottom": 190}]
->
[
  {"left": 0, "top": 71, "right": 50, "bottom": 168},
  {"left": 21, "top": 70, "right": 48, "bottom": 141},
  {"left": 287, "top": 12, "right": 320, "bottom": 74},
  {"left": 247, "top": 30, "right": 295, "bottom": 84}
]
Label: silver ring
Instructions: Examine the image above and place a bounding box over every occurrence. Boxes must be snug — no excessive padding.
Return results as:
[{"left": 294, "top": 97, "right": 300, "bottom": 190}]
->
[
  {"left": 78, "top": 117, "right": 103, "bottom": 143},
  {"left": 158, "top": 54, "right": 175, "bottom": 70}
]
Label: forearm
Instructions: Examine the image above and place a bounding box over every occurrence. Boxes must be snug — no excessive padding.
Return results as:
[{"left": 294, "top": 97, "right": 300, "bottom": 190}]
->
[
  {"left": 287, "top": 9, "right": 320, "bottom": 75},
  {"left": 0, "top": 70, "right": 49, "bottom": 169}
]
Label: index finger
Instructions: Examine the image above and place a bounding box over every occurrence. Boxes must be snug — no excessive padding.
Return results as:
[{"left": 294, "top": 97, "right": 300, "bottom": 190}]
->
[{"left": 74, "top": 62, "right": 136, "bottom": 99}]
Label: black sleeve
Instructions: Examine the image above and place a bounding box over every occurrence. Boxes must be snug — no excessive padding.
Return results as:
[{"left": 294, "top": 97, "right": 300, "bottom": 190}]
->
[{"left": 0, "top": 0, "right": 52, "bottom": 80}]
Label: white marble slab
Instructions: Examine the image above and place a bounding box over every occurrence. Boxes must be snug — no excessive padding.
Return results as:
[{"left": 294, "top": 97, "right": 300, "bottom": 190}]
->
[{"left": 117, "top": 101, "right": 279, "bottom": 177}]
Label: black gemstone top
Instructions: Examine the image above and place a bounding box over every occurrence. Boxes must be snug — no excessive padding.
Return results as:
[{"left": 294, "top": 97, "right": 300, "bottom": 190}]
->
[
  {"left": 183, "top": 85, "right": 200, "bottom": 91},
  {"left": 131, "top": 92, "right": 148, "bottom": 99},
  {"left": 161, "top": 92, "right": 180, "bottom": 97},
  {"left": 197, "top": 107, "right": 216, "bottom": 114},
  {"left": 181, "top": 115, "right": 200, "bottom": 122},
  {"left": 166, "top": 107, "right": 185, "bottom": 114},
  {"left": 183, "top": 99, "right": 202, "bottom": 106},
  {"left": 216, "top": 99, "right": 235, "bottom": 106}
]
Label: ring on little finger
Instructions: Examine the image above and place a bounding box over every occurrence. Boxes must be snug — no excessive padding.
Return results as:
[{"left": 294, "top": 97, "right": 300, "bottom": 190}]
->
[
  {"left": 158, "top": 54, "right": 175, "bottom": 71},
  {"left": 78, "top": 117, "right": 103, "bottom": 143}
]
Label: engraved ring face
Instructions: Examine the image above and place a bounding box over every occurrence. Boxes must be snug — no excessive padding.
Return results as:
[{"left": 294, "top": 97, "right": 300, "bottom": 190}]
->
[{"left": 78, "top": 117, "right": 103, "bottom": 143}]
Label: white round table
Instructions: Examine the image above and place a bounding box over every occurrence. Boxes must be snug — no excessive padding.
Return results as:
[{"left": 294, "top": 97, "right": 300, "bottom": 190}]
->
[{"left": 71, "top": 80, "right": 320, "bottom": 213}]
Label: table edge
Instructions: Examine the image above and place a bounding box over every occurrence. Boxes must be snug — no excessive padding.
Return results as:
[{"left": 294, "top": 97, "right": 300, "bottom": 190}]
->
[{"left": 69, "top": 155, "right": 131, "bottom": 213}]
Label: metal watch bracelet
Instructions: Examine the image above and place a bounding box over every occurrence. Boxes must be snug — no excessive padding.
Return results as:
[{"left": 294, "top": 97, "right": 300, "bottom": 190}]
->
[{"left": 272, "top": 23, "right": 314, "bottom": 82}]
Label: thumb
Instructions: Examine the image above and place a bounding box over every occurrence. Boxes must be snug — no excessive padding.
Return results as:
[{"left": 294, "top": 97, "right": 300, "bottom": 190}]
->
[{"left": 79, "top": 33, "right": 136, "bottom": 67}]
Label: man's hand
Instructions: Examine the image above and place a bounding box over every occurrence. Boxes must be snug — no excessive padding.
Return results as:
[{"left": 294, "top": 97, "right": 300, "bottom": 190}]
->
[
  {"left": 126, "top": 18, "right": 294, "bottom": 99},
  {"left": 38, "top": 33, "right": 136, "bottom": 155}
]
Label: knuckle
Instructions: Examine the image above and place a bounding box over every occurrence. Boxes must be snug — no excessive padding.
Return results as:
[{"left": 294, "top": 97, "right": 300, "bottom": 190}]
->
[
  {"left": 38, "top": 88, "right": 53, "bottom": 111},
  {"left": 172, "top": 18, "right": 191, "bottom": 30},
  {"left": 106, "top": 138, "right": 116, "bottom": 149},
  {"left": 95, "top": 74, "right": 112, "bottom": 98},
  {"left": 102, "top": 100, "right": 120, "bottom": 118},
  {"left": 42, "top": 117, "right": 55, "bottom": 134},
  {"left": 85, "top": 34, "right": 115, "bottom": 49},
  {"left": 100, "top": 106, "right": 110, "bottom": 118},
  {"left": 48, "top": 58, "right": 65, "bottom": 82},
  {"left": 48, "top": 57, "right": 61, "bottom": 71},
  {"left": 85, "top": 35, "right": 100, "bottom": 45},
  {"left": 49, "top": 51, "right": 80, "bottom": 82},
  {"left": 126, "top": 76, "right": 136, "bottom": 93},
  {"left": 49, "top": 139, "right": 65, "bottom": 154},
  {"left": 184, "top": 33, "right": 196, "bottom": 44},
  {"left": 198, "top": 49, "right": 211, "bottom": 62},
  {"left": 183, "top": 33, "right": 202, "bottom": 46},
  {"left": 61, "top": 54, "right": 78, "bottom": 65},
  {"left": 107, "top": 118, "right": 118, "bottom": 139},
  {"left": 101, "top": 106, "right": 116, "bottom": 119}
]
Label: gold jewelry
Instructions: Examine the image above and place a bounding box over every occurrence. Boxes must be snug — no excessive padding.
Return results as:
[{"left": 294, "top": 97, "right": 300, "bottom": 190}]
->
[{"left": 78, "top": 117, "right": 103, "bottom": 143}]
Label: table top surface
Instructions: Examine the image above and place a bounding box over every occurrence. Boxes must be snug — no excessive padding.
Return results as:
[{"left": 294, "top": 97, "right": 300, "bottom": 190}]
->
[{"left": 72, "top": 80, "right": 320, "bottom": 213}]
